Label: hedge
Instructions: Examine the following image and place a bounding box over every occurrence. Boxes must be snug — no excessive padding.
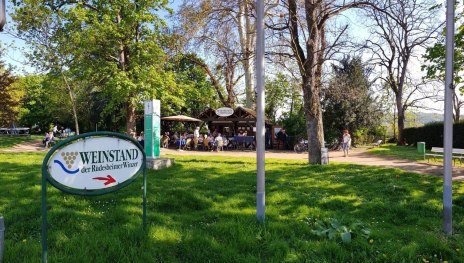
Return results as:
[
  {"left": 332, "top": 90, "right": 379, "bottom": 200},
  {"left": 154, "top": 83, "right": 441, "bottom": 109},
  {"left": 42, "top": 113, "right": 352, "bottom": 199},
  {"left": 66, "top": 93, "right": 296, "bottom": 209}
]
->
[{"left": 403, "top": 121, "right": 464, "bottom": 149}]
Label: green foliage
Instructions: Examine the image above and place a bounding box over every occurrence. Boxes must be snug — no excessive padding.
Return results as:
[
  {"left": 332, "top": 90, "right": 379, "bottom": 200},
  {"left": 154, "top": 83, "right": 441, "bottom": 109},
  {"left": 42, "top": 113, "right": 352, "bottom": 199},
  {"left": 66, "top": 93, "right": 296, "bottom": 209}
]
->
[
  {"left": 166, "top": 54, "right": 218, "bottom": 117},
  {"left": 403, "top": 121, "right": 464, "bottom": 149},
  {"left": 265, "top": 73, "right": 295, "bottom": 123},
  {"left": 12, "top": 0, "right": 175, "bottom": 132},
  {"left": 1, "top": 152, "right": 464, "bottom": 262},
  {"left": 423, "top": 17, "right": 464, "bottom": 86},
  {"left": 322, "top": 57, "right": 383, "bottom": 144},
  {"left": 309, "top": 218, "right": 370, "bottom": 244},
  {"left": 0, "top": 51, "right": 19, "bottom": 127},
  {"left": 280, "top": 109, "right": 306, "bottom": 138},
  {"left": 368, "top": 143, "right": 425, "bottom": 161}
]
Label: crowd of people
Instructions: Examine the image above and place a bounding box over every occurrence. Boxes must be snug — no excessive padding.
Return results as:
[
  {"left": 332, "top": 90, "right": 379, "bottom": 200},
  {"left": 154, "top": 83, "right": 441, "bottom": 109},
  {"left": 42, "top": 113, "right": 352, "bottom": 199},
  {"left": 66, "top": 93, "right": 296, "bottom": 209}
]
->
[
  {"left": 128, "top": 126, "right": 295, "bottom": 152},
  {"left": 42, "top": 125, "right": 74, "bottom": 148},
  {"left": 157, "top": 127, "right": 258, "bottom": 152}
]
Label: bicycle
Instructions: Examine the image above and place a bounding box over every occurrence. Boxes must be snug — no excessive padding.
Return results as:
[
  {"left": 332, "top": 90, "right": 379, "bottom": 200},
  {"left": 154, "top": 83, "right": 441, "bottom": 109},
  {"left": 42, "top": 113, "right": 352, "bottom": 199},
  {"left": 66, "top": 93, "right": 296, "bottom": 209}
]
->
[{"left": 294, "top": 137, "right": 308, "bottom": 153}]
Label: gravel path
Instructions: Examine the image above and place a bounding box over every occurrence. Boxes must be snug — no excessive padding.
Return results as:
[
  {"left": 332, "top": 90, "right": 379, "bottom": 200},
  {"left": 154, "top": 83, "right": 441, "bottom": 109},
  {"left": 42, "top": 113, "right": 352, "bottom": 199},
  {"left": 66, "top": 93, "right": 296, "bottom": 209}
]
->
[{"left": 3, "top": 140, "right": 463, "bottom": 181}]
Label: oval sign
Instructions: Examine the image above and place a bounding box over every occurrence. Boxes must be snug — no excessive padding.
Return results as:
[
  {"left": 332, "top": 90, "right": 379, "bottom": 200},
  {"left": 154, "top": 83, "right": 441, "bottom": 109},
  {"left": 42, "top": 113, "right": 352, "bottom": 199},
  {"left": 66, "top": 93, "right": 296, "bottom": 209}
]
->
[
  {"left": 42, "top": 132, "right": 145, "bottom": 196},
  {"left": 215, "top": 107, "right": 234, "bottom": 117}
]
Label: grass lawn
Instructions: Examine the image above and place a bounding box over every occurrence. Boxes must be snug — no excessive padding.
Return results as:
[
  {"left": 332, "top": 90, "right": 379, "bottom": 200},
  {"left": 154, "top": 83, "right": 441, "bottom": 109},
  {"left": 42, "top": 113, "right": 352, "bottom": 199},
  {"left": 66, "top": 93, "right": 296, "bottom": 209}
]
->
[
  {"left": 0, "top": 135, "right": 42, "bottom": 149},
  {"left": 1, "top": 152, "right": 464, "bottom": 262},
  {"left": 367, "top": 144, "right": 459, "bottom": 167},
  {"left": 367, "top": 143, "right": 425, "bottom": 161}
]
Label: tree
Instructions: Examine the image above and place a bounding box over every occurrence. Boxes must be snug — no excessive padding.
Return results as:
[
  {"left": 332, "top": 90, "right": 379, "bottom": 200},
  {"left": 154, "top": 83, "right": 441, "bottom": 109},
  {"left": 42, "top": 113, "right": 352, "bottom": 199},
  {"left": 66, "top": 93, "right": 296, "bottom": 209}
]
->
[
  {"left": 167, "top": 54, "right": 219, "bottom": 117},
  {"left": 12, "top": 0, "right": 174, "bottom": 133},
  {"left": 0, "top": 53, "right": 19, "bottom": 127},
  {"left": 265, "top": 73, "right": 293, "bottom": 123},
  {"left": 176, "top": 0, "right": 257, "bottom": 108},
  {"left": 322, "top": 57, "right": 383, "bottom": 144},
  {"left": 364, "top": 0, "right": 442, "bottom": 145},
  {"left": 423, "top": 8, "right": 464, "bottom": 122},
  {"left": 267, "top": 0, "right": 371, "bottom": 164}
]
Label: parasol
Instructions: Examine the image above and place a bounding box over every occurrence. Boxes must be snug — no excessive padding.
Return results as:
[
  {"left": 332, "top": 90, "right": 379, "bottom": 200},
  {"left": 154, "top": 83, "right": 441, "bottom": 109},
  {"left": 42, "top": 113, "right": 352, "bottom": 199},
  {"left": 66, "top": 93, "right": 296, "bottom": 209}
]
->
[{"left": 161, "top": 115, "right": 202, "bottom": 122}]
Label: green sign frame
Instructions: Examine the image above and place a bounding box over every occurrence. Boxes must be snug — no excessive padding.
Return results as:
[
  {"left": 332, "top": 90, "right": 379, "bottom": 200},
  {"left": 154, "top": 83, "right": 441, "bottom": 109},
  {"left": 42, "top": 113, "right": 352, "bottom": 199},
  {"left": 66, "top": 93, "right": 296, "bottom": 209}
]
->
[{"left": 41, "top": 131, "right": 147, "bottom": 263}]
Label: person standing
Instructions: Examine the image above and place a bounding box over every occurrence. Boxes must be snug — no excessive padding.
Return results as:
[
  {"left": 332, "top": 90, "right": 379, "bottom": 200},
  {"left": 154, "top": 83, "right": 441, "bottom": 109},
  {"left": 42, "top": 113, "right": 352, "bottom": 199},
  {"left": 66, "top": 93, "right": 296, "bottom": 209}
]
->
[
  {"left": 342, "top": 129, "right": 351, "bottom": 157},
  {"left": 193, "top": 127, "right": 200, "bottom": 150}
]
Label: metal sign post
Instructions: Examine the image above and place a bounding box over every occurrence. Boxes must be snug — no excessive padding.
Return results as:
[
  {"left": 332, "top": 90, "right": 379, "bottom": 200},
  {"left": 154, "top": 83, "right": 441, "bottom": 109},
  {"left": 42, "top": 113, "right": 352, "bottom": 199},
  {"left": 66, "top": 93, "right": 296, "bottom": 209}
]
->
[
  {"left": 144, "top": 100, "right": 161, "bottom": 159},
  {"left": 41, "top": 132, "right": 147, "bottom": 262},
  {"left": 256, "top": 0, "right": 265, "bottom": 223},
  {"left": 443, "top": 0, "right": 455, "bottom": 235}
]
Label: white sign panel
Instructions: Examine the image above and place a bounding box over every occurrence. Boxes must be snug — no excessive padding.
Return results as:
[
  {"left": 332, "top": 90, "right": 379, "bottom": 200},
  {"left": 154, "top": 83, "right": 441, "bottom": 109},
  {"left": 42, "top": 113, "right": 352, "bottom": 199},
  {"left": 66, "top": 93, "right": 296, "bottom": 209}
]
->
[
  {"left": 215, "top": 107, "right": 234, "bottom": 117},
  {"left": 48, "top": 137, "right": 144, "bottom": 190}
]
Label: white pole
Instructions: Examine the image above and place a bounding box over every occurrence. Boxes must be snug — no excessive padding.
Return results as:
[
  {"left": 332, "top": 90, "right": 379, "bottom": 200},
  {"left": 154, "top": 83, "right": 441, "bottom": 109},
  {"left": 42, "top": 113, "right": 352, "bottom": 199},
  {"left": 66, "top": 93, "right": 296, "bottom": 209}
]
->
[
  {"left": 256, "top": 0, "right": 265, "bottom": 222},
  {"left": 443, "top": 0, "right": 455, "bottom": 235}
]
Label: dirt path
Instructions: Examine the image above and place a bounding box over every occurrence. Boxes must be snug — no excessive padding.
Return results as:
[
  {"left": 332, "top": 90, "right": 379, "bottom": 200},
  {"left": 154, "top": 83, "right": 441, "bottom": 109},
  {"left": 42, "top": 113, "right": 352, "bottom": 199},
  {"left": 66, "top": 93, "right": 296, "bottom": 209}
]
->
[
  {"left": 0, "top": 140, "right": 49, "bottom": 153},
  {"left": 3, "top": 140, "right": 464, "bottom": 181}
]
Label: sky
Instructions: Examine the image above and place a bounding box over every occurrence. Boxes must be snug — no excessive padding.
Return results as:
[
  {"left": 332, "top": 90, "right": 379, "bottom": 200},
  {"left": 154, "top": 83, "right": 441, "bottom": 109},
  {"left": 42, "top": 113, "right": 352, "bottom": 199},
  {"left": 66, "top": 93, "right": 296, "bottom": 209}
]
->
[{"left": 0, "top": 0, "right": 451, "bottom": 114}]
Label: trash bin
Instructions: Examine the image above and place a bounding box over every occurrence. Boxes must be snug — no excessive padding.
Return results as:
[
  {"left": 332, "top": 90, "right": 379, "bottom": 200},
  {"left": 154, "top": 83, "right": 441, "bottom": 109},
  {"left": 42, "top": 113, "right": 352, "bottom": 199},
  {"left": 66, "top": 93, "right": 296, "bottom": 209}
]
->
[
  {"left": 321, "top": 147, "right": 329, "bottom": 165},
  {"left": 0, "top": 217, "right": 4, "bottom": 262},
  {"left": 417, "top": 142, "right": 426, "bottom": 155}
]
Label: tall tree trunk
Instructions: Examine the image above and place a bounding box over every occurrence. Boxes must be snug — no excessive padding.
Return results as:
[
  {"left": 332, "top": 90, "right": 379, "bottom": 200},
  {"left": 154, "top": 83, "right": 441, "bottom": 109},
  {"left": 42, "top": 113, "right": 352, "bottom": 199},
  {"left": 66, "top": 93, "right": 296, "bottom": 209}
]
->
[
  {"left": 238, "top": 0, "right": 254, "bottom": 108},
  {"left": 453, "top": 92, "right": 460, "bottom": 122},
  {"left": 117, "top": 10, "right": 136, "bottom": 133},
  {"left": 126, "top": 102, "right": 137, "bottom": 134},
  {"left": 61, "top": 72, "right": 80, "bottom": 135},
  {"left": 396, "top": 93, "right": 405, "bottom": 145},
  {"left": 302, "top": 77, "right": 324, "bottom": 164}
]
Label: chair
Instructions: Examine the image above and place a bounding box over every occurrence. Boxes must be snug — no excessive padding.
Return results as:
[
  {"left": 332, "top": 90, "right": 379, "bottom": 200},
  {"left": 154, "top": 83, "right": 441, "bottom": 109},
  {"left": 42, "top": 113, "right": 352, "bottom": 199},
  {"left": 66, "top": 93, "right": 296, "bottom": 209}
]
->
[
  {"left": 372, "top": 140, "right": 382, "bottom": 147},
  {"left": 216, "top": 140, "right": 224, "bottom": 151},
  {"left": 161, "top": 135, "right": 170, "bottom": 148},
  {"left": 203, "top": 138, "right": 209, "bottom": 151},
  {"left": 193, "top": 138, "right": 199, "bottom": 150}
]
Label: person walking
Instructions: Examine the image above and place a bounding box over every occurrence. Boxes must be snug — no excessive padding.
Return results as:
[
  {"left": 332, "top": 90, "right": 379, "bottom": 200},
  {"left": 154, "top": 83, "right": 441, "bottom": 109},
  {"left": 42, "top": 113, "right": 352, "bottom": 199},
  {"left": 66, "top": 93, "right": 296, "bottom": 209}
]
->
[{"left": 342, "top": 129, "right": 351, "bottom": 157}]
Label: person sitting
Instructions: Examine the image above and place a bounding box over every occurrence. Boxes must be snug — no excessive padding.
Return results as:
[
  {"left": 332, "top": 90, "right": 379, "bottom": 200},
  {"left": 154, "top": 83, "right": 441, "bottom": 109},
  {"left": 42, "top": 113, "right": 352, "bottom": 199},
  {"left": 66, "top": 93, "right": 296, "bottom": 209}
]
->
[
  {"left": 276, "top": 128, "right": 288, "bottom": 150},
  {"left": 207, "top": 134, "right": 215, "bottom": 150},
  {"left": 161, "top": 133, "right": 170, "bottom": 148},
  {"left": 43, "top": 131, "right": 55, "bottom": 148},
  {"left": 42, "top": 132, "right": 50, "bottom": 147},
  {"left": 137, "top": 132, "right": 144, "bottom": 147},
  {"left": 215, "top": 133, "right": 224, "bottom": 151}
]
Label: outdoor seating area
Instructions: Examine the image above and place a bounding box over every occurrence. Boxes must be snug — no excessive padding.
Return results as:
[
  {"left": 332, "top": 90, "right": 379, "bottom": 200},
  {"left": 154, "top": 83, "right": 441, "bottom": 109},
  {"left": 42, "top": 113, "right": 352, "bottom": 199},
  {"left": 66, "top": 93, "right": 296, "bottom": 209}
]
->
[
  {"left": 166, "top": 132, "right": 253, "bottom": 152},
  {"left": 0, "top": 127, "right": 30, "bottom": 136}
]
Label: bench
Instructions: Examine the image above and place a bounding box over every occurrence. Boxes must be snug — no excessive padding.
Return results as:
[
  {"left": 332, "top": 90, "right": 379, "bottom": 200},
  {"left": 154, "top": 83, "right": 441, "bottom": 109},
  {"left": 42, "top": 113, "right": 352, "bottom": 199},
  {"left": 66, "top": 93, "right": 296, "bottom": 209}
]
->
[
  {"left": 372, "top": 140, "right": 382, "bottom": 147},
  {"left": 425, "top": 147, "right": 464, "bottom": 165}
]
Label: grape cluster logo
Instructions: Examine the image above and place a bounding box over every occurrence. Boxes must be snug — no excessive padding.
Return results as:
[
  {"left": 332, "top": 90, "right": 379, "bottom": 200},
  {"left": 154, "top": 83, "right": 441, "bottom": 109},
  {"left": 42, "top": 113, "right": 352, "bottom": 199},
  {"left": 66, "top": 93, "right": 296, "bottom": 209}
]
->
[{"left": 54, "top": 151, "right": 80, "bottom": 174}]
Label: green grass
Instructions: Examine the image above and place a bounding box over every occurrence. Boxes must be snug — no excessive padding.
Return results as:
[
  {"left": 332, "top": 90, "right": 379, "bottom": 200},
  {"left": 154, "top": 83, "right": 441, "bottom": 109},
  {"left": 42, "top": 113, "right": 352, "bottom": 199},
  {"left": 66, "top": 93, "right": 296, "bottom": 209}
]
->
[
  {"left": 367, "top": 144, "right": 458, "bottom": 166},
  {"left": 1, "top": 152, "right": 464, "bottom": 262},
  {"left": 367, "top": 143, "right": 425, "bottom": 161},
  {"left": 0, "top": 135, "right": 42, "bottom": 149}
]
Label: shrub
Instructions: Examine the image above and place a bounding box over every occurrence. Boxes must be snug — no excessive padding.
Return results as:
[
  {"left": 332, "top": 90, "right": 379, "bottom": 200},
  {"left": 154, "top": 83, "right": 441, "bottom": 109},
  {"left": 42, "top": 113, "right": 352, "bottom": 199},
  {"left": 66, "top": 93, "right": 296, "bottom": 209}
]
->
[{"left": 403, "top": 121, "right": 464, "bottom": 149}]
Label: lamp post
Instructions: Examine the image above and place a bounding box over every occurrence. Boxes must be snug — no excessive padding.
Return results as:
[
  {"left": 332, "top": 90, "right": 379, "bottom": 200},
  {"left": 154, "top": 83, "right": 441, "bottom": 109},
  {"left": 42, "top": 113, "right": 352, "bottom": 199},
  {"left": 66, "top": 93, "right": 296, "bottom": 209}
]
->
[
  {"left": 443, "top": 0, "right": 455, "bottom": 235},
  {"left": 256, "top": 0, "right": 265, "bottom": 222}
]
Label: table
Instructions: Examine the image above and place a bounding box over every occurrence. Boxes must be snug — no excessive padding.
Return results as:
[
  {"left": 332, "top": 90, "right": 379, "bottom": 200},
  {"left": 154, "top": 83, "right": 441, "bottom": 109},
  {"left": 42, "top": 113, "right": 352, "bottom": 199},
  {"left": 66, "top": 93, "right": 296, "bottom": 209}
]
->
[
  {"left": 232, "top": 136, "right": 255, "bottom": 150},
  {"left": 0, "top": 127, "right": 30, "bottom": 135}
]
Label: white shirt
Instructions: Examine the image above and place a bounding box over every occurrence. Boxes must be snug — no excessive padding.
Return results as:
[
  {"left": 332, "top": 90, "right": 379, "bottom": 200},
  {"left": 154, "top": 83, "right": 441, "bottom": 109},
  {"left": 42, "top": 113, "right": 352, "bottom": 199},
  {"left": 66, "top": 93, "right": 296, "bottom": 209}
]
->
[{"left": 343, "top": 134, "right": 351, "bottom": 144}]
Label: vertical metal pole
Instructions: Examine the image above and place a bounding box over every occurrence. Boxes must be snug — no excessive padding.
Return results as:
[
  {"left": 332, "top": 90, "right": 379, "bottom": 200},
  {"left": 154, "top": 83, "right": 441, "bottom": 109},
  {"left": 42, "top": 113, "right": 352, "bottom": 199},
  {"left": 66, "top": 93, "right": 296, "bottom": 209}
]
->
[
  {"left": 443, "top": 0, "right": 455, "bottom": 235},
  {"left": 0, "top": 217, "right": 4, "bottom": 263},
  {"left": 256, "top": 0, "right": 265, "bottom": 222},
  {"left": 142, "top": 167, "right": 147, "bottom": 230},
  {"left": 41, "top": 173, "right": 48, "bottom": 262}
]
